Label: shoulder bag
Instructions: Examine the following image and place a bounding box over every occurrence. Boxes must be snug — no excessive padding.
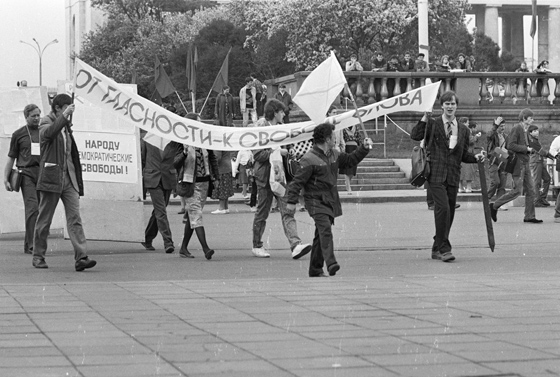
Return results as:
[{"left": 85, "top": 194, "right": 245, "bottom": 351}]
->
[
  {"left": 410, "top": 120, "right": 435, "bottom": 187},
  {"left": 9, "top": 168, "right": 22, "bottom": 192}
]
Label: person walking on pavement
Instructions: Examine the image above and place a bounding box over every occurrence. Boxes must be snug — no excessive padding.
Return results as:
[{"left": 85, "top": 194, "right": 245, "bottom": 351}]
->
[
  {"left": 32, "top": 94, "right": 97, "bottom": 271},
  {"left": 174, "top": 113, "right": 220, "bottom": 259},
  {"left": 3, "top": 104, "right": 42, "bottom": 255},
  {"left": 527, "top": 125, "right": 552, "bottom": 207},
  {"left": 490, "top": 109, "right": 542, "bottom": 224},
  {"left": 411, "top": 91, "right": 485, "bottom": 263},
  {"left": 251, "top": 99, "right": 311, "bottom": 259},
  {"left": 140, "top": 137, "right": 181, "bottom": 253},
  {"left": 486, "top": 116, "right": 508, "bottom": 203},
  {"left": 548, "top": 134, "right": 560, "bottom": 223},
  {"left": 286, "top": 123, "right": 373, "bottom": 277}
]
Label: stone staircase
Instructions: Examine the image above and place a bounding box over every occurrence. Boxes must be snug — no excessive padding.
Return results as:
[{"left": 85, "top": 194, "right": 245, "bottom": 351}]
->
[{"left": 337, "top": 158, "right": 411, "bottom": 191}]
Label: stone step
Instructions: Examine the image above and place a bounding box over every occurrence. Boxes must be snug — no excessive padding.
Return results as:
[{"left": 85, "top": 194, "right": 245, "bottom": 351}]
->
[
  {"left": 338, "top": 177, "right": 410, "bottom": 185},
  {"left": 358, "top": 166, "right": 401, "bottom": 173},
  {"left": 337, "top": 183, "right": 413, "bottom": 191},
  {"left": 338, "top": 172, "right": 406, "bottom": 179},
  {"left": 358, "top": 159, "right": 395, "bottom": 166}
]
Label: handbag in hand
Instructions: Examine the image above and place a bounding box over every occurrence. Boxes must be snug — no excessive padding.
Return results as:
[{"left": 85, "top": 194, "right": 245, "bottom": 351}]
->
[
  {"left": 176, "top": 181, "right": 195, "bottom": 198},
  {"left": 410, "top": 121, "right": 435, "bottom": 187},
  {"left": 9, "top": 168, "right": 22, "bottom": 192}
]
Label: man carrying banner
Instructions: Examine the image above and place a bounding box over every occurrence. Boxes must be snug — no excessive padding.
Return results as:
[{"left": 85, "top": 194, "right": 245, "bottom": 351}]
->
[
  {"left": 286, "top": 123, "right": 373, "bottom": 277},
  {"left": 251, "top": 99, "right": 311, "bottom": 259},
  {"left": 411, "top": 91, "right": 485, "bottom": 263},
  {"left": 33, "top": 94, "right": 97, "bottom": 271}
]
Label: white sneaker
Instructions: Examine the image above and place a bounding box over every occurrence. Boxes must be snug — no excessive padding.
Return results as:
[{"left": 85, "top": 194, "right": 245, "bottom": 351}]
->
[
  {"left": 211, "top": 209, "right": 227, "bottom": 214},
  {"left": 250, "top": 207, "right": 257, "bottom": 212},
  {"left": 292, "top": 243, "right": 312, "bottom": 259},
  {"left": 252, "top": 247, "right": 270, "bottom": 258}
]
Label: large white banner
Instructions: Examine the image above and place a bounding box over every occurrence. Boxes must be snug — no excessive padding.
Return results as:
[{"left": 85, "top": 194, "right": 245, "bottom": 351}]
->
[{"left": 74, "top": 58, "right": 441, "bottom": 151}]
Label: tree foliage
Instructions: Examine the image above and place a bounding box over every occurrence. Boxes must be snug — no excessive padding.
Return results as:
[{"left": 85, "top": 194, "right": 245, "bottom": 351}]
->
[{"left": 91, "top": 0, "right": 217, "bottom": 22}]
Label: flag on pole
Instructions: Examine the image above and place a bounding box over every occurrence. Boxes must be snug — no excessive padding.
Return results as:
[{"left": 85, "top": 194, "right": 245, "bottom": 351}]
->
[
  {"left": 186, "top": 43, "right": 198, "bottom": 95},
  {"left": 154, "top": 56, "right": 175, "bottom": 98},
  {"left": 530, "top": 0, "right": 537, "bottom": 38},
  {"left": 210, "top": 47, "right": 232, "bottom": 93},
  {"left": 293, "top": 51, "right": 347, "bottom": 125}
]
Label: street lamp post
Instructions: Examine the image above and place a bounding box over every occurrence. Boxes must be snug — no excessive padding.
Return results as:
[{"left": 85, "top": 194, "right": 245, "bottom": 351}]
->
[{"left": 20, "top": 38, "right": 59, "bottom": 86}]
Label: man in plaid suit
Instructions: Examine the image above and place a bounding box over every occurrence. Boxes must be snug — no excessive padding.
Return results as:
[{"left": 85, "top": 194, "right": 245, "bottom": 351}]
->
[{"left": 411, "top": 91, "right": 485, "bottom": 262}]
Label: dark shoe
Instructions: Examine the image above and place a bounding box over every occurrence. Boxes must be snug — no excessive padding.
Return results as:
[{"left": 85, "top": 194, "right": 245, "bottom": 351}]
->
[
  {"left": 270, "top": 207, "right": 279, "bottom": 213},
  {"left": 490, "top": 203, "right": 498, "bottom": 222},
  {"left": 541, "top": 200, "right": 551, "bottom": 207},
  {"left": 309, "top": 273, "right": 328, "bottom": 277},
  {"left": 179, "top": 250, "right": 194, "bottom": 258},
  {"left": 327, "top": 263, "right": 340, "bottom": 276},
  {"left": 534, "top": 202, "right": 547, "bottom": 208},
  {"left": 431, "top": 252, "right": 442, "bottom": 260},
  {"left": 178, "top": 208, "right": 186, "bottom": 214},
  {"left": 455, "top": 204, "right": 461, "bottom": 209},
  {"left": 204, "top": 249, "right": 215, "bottom": 260},
  {"left": 32, "top": 258, "right": 48, "bottom": 269},
  {"left": 141, "top": 242, "right": 155, "bottom": 251},
  {"left": 165, "top": 246, "right": 175, "bottom": 254},
  {"left": 523, "top": 218, "right": 543, "bottom": 223},
  {"left": 24, "top": 249, "right": 32, "bottom": 255},
  {"left": 441, "top": 252, "right": 455, "bottom": 262},
  {"left": 428, "top": 205, "right": 434, "bottom": 210},
  {"left": 75, "top": 257, "right": 96, "bottom": 271}
]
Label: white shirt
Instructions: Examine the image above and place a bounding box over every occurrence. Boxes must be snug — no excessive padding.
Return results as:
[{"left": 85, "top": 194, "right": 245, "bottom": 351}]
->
[{"left": 549, "top": 135, "right": 560, "bottom": 157}]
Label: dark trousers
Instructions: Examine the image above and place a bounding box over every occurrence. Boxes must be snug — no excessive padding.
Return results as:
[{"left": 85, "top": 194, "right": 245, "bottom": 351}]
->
[
  {"left": 488, "top": 164, "right": 507, "bottom": 200},
  {"left": 309, "top": 213, "right": 337, "bottom": 276},
  {"left": 145, "top": 182, "right": 173, "bottom": 248},
  {"left": 33, "top": 172, "right": 88, "bottom": 261},
  {"left": 249, "top": 180, "right": 258, "bottom": 207},
  {"left": 429, "top": 181, "right": 458, "bottom": 254},
  {"left": 426, "top": 182, "right": 433, "bottom": 207},
  {"left": 20, "top": 174, "right": 39, "bottom": 253},
  {"left": 530, "top": 160, "right": 550, "bottom": 203}
]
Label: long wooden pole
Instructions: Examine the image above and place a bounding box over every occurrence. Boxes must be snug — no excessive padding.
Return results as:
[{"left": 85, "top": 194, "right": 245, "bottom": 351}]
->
[{"left": 344, "top": 83, "right": 371, "bottom": 149}]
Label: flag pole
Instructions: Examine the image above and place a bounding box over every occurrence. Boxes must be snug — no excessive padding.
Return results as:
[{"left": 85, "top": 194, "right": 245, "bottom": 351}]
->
[
  {"left": 191, "top": 93, "right": 196, "bottom": 113},
  {"left": 199, "top": 70, "right": 222, "bottom": 115},
  {"left": 344, "top": 83, "right": 372, "bottom": 149},
  {"left": 175, "top": 91, "right": 188, "bottom": 113}
]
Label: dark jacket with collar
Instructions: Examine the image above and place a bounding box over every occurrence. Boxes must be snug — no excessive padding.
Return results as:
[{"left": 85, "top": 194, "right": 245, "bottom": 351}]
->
[
  {"left": 141, "top": 140, "right": 181, "bottom": 190},
  {"left": 36, "top": 111, "right": 84, "bottom": 196},
  {"left": 287, "top": 144, "right": 369, "bottom": 218},
  {"left": 506, "top": 123, "right": 531, "bottom": 176},
  {"left": 411, "top": 115, "right": 477, "bottom": 186},
  {"left": 487, "top": 125, "right": 508, "bottom": 153}
]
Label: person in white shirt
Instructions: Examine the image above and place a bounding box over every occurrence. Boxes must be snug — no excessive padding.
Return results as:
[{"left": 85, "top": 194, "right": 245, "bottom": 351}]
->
[{"left": 549, "top": 134, "right": 560, "bottom": 222}]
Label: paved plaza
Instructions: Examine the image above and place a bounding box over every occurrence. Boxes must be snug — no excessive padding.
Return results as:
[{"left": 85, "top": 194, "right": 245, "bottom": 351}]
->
[{"left": 1, "top": 193, "right": 559, "bottom": 377}]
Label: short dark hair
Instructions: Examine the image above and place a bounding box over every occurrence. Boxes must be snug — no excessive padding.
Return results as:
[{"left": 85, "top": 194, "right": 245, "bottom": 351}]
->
[
  {"left": 528, "top": 125, "right": 538, "bottom": 133},
  {"left": 250, "top": 72, "right": 257, "bottom": 79},
  {"left": 418, "top": 53, "right": 425, "bottom": 58},
  {"left": 458, "top": 117, "right": 469, "bottom": 126},
  {"left": 279, "top": 84, "right": 286, "bottom": 89},
  {"left": 263, "top": 99, "right": 286, "bottom": 121},
  {"left": 439, "top": 91, "right": 459, "bottom": 106},
  {"left": 245, "top": 76, "right": 252, "bottom": 84},
  {"left": 313, "top": 123, "right": 335, "bottom": 144},
  {"left": 222, "top": 85, "right": 230, "bottom": 91},
  {"left": 23, "top": 104, "right": 40, "bottom": 118},
  {"left": 165, "top": 104, "right": 177, "bottom": 113},
  {"left": 51, "top": 94, "right": 72, "bottom": 113},
  {"left": 350, "top": 54, "right": 357, "bottom": 59},
  {"left": 519, "top": 108, "right": 534, "bottom": 121}
]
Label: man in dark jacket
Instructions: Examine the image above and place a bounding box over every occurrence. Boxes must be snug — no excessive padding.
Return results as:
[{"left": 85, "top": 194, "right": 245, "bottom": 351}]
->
[
  {"left": 286, "top": 123, "right": 373, "bottom": 277},
  {"left": 214, "top": 86, "right": 234, "bottom": 127},
  {"left": 140, "top": 139, "right": 181, "bottom": 253},
  {"left": 491, "top": 108, "right": 542, "bottom": 223},
  {"left": 411, "top": 91, "right": 484, "bottom": 262},
  {"left": 273, "top": 84, "right": 293, "bottom": 123},
  {"left": 33, "top": 94, "right": 96, "bottom": 271}
]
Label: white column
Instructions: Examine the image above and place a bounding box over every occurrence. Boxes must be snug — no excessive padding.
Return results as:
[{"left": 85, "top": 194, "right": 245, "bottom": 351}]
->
[
  {"left": 548, "top": 6, "right": 560, "bottom": 72},
  {"left": 418, "top": 0, "right": 429, "bottom": 64},
  {"left": 484, "top": 6, "right": 500, "bottom": 44}
]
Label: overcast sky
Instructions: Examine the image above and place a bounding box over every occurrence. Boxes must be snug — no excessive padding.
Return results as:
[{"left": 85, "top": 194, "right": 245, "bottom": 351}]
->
[{"left": 0, "top": 0, "right": 66, "bottom": 89}]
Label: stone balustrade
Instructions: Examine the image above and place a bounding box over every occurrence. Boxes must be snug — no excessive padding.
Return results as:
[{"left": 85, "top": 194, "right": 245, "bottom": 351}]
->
[{"left": 267, "top": 71, "right": 560, "bottom": 109}]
